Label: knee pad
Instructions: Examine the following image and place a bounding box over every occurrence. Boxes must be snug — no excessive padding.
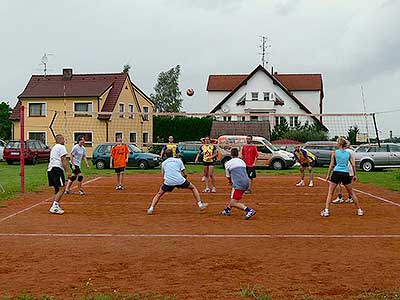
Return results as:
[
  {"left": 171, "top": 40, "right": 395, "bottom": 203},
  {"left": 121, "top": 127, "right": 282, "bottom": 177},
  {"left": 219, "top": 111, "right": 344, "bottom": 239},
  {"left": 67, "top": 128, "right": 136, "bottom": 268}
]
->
[
  {"left": 77, "top": 175, "right": 83, "bottom": 182},
  {"left": 54, "top": 186, "right": 60, "bottom": 194},
  {"left": 70, "top": 175, "right": 77, "bottom": 182}
]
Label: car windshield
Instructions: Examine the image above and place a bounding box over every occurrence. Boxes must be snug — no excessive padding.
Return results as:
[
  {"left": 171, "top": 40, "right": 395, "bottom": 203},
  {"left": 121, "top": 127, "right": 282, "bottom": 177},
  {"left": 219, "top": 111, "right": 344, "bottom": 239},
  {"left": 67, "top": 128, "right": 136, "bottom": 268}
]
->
[
  {"left": 129, "top": 144, "right": 141, "bottom": 153},
  {"left": 262, "top": 139, "right": 279, "bottom": 151},
  {"left": 6, "top": 141, "right": 22, "bottom": 149}
]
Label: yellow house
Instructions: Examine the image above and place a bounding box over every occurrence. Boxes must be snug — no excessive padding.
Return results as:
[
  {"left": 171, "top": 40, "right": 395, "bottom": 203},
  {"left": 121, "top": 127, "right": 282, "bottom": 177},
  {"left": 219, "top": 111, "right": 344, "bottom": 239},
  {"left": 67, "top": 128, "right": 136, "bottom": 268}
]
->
[{"left": 10, "top": 69, "right": 154, "bottom": 156}]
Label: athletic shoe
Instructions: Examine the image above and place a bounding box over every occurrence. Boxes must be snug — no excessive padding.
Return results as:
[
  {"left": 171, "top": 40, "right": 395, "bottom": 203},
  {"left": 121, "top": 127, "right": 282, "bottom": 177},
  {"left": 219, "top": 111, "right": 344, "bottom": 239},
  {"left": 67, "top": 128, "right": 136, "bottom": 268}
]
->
[
  {"left": 357, "top": 208, "right": 364, "bottom": 216},
  {"left": 220, "top": 209, "right": 231, "bottom": 216},
  {"left": 320, "top": 208, "right": 329, "bottom": 217},
  {"left": 245, "top": 190, "right": 251, "bottom": 194},
  {"left": 296, "top": 181, "right": 305, "bottom": 187},
  {"left": 79, "top": 190, "right": 86, "bottom": 195},
  {"left": 244, "top": 209, "right": 256, "bottom": 220},
  {"left": 308, "top": 181, "right": 314, "bottom": 187},
  {"left": 64, "top": 190, "right": 73, "bottom": 195},
  {"left": 346, "top": 198, "right": 354, "bottom": 204},
  {"left": 117, "top": 185, "right": 123, "bottom": 190},
  {"left": 115, "top": 185, "right": 119, "bottom": 190},
  {"left": 211, "top": 187, "right": 217, "bottom": 193},
  {"left": 203, "top": 188, "right": 211, "bottom": 193},
  {"left": 49, "top": 206, "right": 64, "bottom": 215},
  {"left": 201, "top": 176, "right": 206, "bottom": 182},
  {"left": 147, "top": 208, "right": 154, "bottom": 215},
  {"left": 199, "top": 203, "right": 208, "bottom": 210},
  {"left": 332, "top": 197, "right": 344, "bottom": 204}
]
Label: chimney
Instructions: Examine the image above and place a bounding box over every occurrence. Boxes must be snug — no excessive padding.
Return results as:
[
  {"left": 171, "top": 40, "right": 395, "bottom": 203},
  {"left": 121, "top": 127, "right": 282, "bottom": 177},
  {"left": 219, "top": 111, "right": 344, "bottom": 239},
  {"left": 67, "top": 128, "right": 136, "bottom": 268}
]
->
[{"left": 63, "top": 68, "right": 73, "bottom": 80}]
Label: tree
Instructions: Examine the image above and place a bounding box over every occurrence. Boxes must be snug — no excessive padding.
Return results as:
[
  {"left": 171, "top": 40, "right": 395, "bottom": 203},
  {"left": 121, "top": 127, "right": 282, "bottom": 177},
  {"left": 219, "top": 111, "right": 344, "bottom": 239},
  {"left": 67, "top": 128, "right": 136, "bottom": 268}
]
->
[
  {"left": 0, "top": 101, "right": 12, "bottom": 140},
  {"left": 151, "top": 65, "right": 183, "bottom": 112},
  {"left": 122, "top": 64, "right": 131, "bottom": 74},
  {"left": 347, "top": 126, "right": 359, "bottom": 145},
  {"left": 271, "top": 118, "right": 289, "bottom": 141},
  {"left": 271, "top": 118, "right": 328, "bottom": 142}
]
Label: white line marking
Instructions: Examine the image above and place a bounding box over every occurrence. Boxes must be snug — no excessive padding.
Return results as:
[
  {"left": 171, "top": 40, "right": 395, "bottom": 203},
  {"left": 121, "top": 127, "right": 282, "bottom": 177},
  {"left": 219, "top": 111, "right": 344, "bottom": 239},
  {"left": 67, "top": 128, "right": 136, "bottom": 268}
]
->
[
  {"left": 38, "top": 201, "right": 326, "bottom": 206},
  {"left": 0, "top": 233, "right": 400, "bottom": 238},
  {"left": 0, "top": 177, "right": 103, "bottom": 223},
  {"left": 317, "top": 177, "right": 400, "bottom": 208}
]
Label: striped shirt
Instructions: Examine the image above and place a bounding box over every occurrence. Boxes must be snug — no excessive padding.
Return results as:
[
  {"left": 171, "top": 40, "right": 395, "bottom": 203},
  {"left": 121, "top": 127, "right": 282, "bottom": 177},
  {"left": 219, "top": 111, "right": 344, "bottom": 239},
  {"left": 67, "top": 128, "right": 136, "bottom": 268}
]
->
[{"left": 225, "top": 158, "right": 250, "bottom": 190}]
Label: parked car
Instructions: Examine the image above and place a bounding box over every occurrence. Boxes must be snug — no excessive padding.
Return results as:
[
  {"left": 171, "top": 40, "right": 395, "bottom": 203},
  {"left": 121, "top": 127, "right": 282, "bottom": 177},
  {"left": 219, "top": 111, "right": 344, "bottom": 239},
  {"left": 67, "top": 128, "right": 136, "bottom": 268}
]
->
[
  {"left": 355, "top": 143, "right": 400, "bottom": 172},
  {"left": 303, "top": 141, "right": 338, "bottom": 166},
  {"left": 92, "top": 143, "right": 161, "bottom": 169},
  {"left": 177, "top": 141, "right": 202, "bottom": 163},
  {"left": 3, "top": 140, "right": 51, "bottom": 164},
  {"left": 0, "top": 139, "right": 5, "bottom": 160},
  {"left": 218, "top": 135, "right": 296, "bottom": 170}
]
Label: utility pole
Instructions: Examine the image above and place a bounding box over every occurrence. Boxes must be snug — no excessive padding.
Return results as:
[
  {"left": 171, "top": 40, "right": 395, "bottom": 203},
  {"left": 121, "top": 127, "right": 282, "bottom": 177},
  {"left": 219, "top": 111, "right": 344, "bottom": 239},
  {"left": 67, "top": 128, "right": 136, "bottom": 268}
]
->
[{"left": 258, "top": 35, "right": 271, "bottom": 68}]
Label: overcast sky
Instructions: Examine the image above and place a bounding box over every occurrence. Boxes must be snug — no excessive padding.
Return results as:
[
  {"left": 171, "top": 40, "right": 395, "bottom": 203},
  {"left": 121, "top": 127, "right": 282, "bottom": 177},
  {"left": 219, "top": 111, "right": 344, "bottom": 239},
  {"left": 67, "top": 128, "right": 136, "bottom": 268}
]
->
[{"left": 1, "top": 0, "right": 399, "bottom": 137}]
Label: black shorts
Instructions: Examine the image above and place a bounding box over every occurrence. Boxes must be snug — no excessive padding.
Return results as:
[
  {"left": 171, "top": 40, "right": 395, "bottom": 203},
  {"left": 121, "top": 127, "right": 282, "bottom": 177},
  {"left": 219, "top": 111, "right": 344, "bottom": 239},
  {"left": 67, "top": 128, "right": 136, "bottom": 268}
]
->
[
  {"left": 246, "top": 167, "right": 256, "bottom": 179},
  {"left": 48, "top": 167, "right": 65, "bottom": 187},
  {"left": 301, "top": 161, "right": 315, "bottom": 167},
  {"left": 115, "top": 167, "right": 125, "bottom": 174},
  {"left": 330, "top": 171, "right": 352, "bottom": 185},
  {"left": 203, "top": 161, "right": 214, "bottom": 166},
  {"left": 70, "top": 164, "right": 82, "bottom": 175},
  {"left": 162, "top": 180, "right": 191, "bottom": 192}
]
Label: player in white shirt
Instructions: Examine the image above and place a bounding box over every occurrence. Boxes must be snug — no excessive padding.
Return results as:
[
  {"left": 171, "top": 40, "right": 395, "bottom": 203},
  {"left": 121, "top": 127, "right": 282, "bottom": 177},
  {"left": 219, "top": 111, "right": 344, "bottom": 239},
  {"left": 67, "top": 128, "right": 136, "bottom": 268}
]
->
[
  {"left": 65, "top": 136, "right": 90, "bottom": 195},
  {"left": 47, "top": 134, "right": 70, "bottom": 214}
]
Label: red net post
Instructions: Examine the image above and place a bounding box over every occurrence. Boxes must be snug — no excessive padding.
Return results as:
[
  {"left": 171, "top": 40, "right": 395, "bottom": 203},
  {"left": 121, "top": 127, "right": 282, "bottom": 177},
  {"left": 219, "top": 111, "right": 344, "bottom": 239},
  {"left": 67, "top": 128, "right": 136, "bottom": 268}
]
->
[{"left": 20, "top": 105, "right": 25, "bottom": 193}]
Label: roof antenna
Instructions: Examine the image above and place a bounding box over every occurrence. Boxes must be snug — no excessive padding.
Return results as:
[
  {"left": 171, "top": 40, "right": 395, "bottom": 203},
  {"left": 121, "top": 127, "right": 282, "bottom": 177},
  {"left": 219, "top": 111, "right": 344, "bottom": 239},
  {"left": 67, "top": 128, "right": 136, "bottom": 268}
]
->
[
  {"left": 258, "top": 35, "right": 271, "bottom": 68},
  {"left": 40, "top": 52, "right": 53, "bottom": 77}
]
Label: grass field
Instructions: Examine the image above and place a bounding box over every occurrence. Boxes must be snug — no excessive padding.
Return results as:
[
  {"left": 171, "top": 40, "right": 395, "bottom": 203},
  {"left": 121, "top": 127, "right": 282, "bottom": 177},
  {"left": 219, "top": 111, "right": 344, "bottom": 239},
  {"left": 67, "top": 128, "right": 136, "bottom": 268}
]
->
[{"left": 0, "top": 161, "right": 399, "bottom": 204}]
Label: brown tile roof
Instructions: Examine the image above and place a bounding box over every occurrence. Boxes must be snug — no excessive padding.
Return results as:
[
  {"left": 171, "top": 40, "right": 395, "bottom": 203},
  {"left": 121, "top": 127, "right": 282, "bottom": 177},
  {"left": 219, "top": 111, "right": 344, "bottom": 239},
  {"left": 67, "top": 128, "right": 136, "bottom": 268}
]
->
[
  {"left": 13, "top": 72, "right": 128, "bottom": 120},
  {"left": 207, "top": 72, "right": 323, "bottom": 92},
  {"left": 10, "top": 100, "right": 21, "bottom": 121}
]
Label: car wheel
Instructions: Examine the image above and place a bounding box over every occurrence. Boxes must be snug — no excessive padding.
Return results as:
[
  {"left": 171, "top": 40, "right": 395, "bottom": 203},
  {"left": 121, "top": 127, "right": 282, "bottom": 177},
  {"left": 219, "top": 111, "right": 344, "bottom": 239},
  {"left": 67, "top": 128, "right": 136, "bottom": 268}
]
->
[
  {"left": 95, "top": 160, "right": 106, "bottom": 170},
  {"left": 138, "top": 160, "right": 149, "bottom": 169},
  {"left": 221, "top": 156, "right": 231, "bottom": 168},
  {"left": 361, "top": 160, "right": 374, "bottom": 172},
  {"left": 271, "top": 159, "right": 285, "bottom": 170},
  {"left": 6, "top": 160, "right": 13, "bottom": 165},
  {"left": 31, "top": 156, "right": 38, "bottom": 165}
]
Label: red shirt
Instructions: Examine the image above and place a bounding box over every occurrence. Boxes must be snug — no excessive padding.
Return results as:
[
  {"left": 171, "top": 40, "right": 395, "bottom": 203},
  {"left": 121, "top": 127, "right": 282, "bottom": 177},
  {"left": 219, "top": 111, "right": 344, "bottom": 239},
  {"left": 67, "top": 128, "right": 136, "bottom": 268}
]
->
[{"left": 241, "top": 144, "right": 259, "bottom": 167}]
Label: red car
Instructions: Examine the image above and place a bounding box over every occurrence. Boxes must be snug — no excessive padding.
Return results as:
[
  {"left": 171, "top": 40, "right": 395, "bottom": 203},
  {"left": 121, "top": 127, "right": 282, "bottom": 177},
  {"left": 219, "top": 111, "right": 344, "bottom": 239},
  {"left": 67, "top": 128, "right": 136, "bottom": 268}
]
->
[{"left": 4, "top": 140, "right": 51, "bottom": 165}]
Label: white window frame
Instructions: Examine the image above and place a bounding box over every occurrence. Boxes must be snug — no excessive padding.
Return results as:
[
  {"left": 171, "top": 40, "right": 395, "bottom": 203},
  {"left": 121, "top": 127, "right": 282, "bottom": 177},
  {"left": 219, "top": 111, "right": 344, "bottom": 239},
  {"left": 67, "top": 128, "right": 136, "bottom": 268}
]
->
[
  {"left": 27, "top": 102, "right": 47, "bottom": 117},
  {"left": 128, "top": 103, "right": 135, "bottom": 119},
  {"left": 289, "top": 116, "right": 299, "bottom": 127},
  {"left": 73, "top": 131, "right": 93, "bottom": 147},
  {"left": 263, "top": 92, "right": 270, "bottom": 101},
  {"left": 115, "top": 131, "right": 124, "bottom": 142},
  {"left": 251, "top": 92, "right": 258, "bottom": 101},
  {"left": 119, "top": 103, "right": 125, "bottom": 118},
  {"left": 129, "top": 131, "right": 137, "bottom": 143},
  {"left": 143, "top": 106, "right": 150, "bottom": 121},
  {"left": 142, "top": 131, "right": 149, "bottom": 144},
  {"left": 27, "top": 131, "right": 47, "bottom": 145},
  {"left": 73, "top": 101, "right": 93, "bottom": 117}
]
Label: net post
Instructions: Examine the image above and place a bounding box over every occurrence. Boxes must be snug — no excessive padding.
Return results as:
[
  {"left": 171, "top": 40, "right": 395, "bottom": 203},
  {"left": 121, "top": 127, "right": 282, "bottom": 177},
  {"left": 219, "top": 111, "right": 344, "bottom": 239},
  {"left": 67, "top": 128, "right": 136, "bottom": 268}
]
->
[
  {"left": 372, "top": 113, "right": 380, "bottom": 147},
  {"left": 19, "top": 105, "right": 25, "bottom": 193}
]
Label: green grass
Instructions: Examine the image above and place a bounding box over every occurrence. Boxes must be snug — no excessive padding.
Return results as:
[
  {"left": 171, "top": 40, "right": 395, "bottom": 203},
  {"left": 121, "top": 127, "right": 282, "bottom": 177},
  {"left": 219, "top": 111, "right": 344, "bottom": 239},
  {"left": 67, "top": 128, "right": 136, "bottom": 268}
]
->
[
  {"left": 237, "top": 284, "right": 272, "bottom": 300},
  {"left": 0, "top": 161, "right": 399, "bottom": 206}
]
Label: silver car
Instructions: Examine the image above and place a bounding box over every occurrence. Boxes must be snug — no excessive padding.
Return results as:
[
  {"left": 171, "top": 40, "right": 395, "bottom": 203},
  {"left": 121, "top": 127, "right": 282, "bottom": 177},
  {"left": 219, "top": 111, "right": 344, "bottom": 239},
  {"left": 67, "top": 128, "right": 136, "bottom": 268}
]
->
[
  {"left": 355, "top": 143, "right": 400, "bottom": 172},
  {"left": 0, "top": 139, "right": 5, "bottom": 160}
]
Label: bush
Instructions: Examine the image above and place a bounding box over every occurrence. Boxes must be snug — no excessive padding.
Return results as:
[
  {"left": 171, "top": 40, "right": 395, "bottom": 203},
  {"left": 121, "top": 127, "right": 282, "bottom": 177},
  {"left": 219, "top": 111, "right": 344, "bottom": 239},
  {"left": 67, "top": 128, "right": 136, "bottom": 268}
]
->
[{"left": 271, "top": 120, "right": 328, "bottom": 143}]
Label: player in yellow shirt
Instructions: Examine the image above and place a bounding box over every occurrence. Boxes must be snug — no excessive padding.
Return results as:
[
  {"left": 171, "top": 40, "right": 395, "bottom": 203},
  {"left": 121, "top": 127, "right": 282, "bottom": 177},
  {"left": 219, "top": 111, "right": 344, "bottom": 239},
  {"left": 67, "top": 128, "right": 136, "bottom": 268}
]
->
[
  {"left": 160, "top": 136, "right": 179, "bottom": 159},
  {"left": 294, "top": 145, "right": 316, "bottom": 187},
  {"left": 195, "top": 136, "right": 218, "bottom": 193}
]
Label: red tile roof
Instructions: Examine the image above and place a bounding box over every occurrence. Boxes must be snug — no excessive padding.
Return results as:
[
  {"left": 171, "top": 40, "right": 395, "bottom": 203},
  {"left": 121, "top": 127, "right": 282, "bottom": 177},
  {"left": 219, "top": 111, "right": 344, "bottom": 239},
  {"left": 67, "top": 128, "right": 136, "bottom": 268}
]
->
[
  {"left": 207, "top": 72, "right": 323, "bottom": 92},
  {"left": 10, "top": 100, "right": 21, "bottom": 121},
  {"left": 13, "top": 72, "right": 128, "bottom": 120}
]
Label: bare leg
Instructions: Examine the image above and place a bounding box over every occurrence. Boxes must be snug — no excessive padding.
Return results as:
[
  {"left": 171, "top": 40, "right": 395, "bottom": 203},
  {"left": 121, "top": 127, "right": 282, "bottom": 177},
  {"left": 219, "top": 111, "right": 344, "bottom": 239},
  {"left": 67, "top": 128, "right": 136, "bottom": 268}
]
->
[
  {"left": 77, "top": 172, "right": 83, "bottom": 191},
  {"left": 149, "top": 188, "right": 167, "bottom": 209},
  {"left": 209, "top": 165, "right": 216, "bottom": 188},
  {"left": 54, "top": 186, "right": 65, "bottom": 203},
  {"left": 325, "top": 182, "right": 338, "bottom": 209},
  {"left": 204, "top": 166, "right": 209, "bottom": 189},
  {"left": 344, "top": 184, "right": 361, "bottom": 209},
  {"left": 229, "top": 199, "right": 247, "bottom": 210},
  {"left": 187, "top": 183, "right": 202, "bottom": 204},
  {"left": 120, "top": 172, "right": 124, "bottom": 186},
  {"left": 300, "top": 166, "right": 305, "bottom": 181},
  {"left": 116, "top": 174, "right": 120, "bottom": 186},
  {"left": 65, "top": 179, "right": 73, "bottom": 192},
  {"left": 309, "top": 166, "right": 314, "bottom": 182}
]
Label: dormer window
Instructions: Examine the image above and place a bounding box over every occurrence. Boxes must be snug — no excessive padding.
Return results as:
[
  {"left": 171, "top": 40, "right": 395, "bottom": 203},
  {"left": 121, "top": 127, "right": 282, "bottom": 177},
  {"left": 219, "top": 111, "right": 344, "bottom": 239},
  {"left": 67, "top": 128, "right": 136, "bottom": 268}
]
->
[
  {"left": 251, "top": 92, "right": 258, "bottom": 101},
  {"left": 263, "top": 92, "right": 270, "bottom": 101}
]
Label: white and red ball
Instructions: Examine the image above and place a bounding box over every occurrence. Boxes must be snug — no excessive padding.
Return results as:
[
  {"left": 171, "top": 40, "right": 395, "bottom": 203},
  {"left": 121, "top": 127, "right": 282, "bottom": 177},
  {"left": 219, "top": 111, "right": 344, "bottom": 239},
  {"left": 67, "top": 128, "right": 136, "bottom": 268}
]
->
[{"left": 186, "top": 88, "right": 194, "bottom": 96}]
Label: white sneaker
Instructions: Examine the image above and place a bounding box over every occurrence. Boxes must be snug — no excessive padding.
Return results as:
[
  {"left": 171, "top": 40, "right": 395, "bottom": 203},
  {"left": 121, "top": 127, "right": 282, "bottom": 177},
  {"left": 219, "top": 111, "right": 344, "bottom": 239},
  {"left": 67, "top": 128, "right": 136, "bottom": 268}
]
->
[
  {"left": 346, "top": 198, "right": 354, "bottom": 204},
  {"left": 147, "top": 208, "right": 154, "bottom": 215},
  {"left": 332, "top": 197, "right": 344, "bottom": 204},
  {"left": 49, "top": 205, "right": 64, "bottom": 215},
  {"left": 211, "top": 187, "right": 217, "bottom": 193},
  {"left": 79, "top": 190, "right": 86, "bottom": 195},
  {"left": 357, "top": 208, "right": 364, "bottom": 216},
  {"left": 296, "top": 181, "right": 305, "bottom": 187},
  {"left": 201, "top": 176, "right": 206, "bottom": 182},
  {"left": 203, "top": 188, "right": 211, "bottom": 193},
  {"left": 308, "top": 181, "right": 314, "bottom": 187},
  {"left": 199, "top": 203, "right": 208, "bottom": 210},
  {"left": 320, "top": 208, "right": 329, "bottom": 217}
]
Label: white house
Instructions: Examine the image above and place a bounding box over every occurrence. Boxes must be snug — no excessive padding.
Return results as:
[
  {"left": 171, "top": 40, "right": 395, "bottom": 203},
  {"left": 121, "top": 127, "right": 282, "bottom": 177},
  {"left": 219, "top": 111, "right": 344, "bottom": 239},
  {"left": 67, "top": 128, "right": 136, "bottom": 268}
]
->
[{"left": 207, "top": 65, "right": 324, "bottom": 128}]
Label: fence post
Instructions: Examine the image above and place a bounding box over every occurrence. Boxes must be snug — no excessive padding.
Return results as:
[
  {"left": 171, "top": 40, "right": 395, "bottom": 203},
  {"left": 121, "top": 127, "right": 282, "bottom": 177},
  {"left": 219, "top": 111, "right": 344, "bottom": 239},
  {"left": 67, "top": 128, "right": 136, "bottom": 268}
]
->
[{"left": 20, "top": 105, "right": 25, "bottom": 193}]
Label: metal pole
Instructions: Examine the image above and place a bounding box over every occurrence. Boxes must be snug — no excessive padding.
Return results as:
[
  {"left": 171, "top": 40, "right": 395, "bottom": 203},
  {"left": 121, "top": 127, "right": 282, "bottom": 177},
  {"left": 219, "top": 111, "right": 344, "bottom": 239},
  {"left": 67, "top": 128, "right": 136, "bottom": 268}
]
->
[
  {"left": 20, "top": 105, "right": 25, "bottom": 193},
  {"left": 372, "top": 113, "right": 380, "bottom": 147}
]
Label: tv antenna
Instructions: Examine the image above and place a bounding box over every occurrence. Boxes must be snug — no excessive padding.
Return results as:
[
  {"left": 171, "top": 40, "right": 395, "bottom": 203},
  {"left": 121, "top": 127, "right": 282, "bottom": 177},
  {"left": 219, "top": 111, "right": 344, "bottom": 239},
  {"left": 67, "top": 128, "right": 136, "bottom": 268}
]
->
[
  {"left": 258, "top": 35, "right": 271, "bottom": 68},
  {"left": 39, "top": 52, "right": 54, "bottom": 77}
]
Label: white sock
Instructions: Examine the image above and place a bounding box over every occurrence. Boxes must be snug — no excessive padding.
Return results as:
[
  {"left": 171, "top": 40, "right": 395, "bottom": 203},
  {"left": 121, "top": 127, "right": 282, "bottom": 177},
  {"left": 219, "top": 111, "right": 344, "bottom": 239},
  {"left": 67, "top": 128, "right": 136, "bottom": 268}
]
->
[
  {"left": 53, "top": 201, "right": 59, "bottom": 207},
  {"left": 197, "top": 201, "right": 203, "bottom": 207},
  {"left": 149, "top": 206, "right": 154, "bottom": 210}
]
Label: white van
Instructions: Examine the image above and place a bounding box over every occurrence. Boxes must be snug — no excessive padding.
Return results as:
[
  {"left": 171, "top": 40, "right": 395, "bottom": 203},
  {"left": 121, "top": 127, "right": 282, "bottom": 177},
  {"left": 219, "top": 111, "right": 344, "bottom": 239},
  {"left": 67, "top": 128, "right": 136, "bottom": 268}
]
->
[{"left": 218, "top": 135, "right": 296, "bottom": 170}]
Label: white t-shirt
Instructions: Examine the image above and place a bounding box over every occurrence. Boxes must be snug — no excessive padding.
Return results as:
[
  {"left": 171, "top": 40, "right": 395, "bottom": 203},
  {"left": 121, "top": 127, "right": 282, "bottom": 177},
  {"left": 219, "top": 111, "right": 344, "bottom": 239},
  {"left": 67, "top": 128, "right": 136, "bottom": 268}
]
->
[
  {"left": 162, "top": 157, "right": 186, "bottom": 186},
  {"left": 346, "top": 148, "right": 356, "bottom": 176},
  {"left": 48, "top": 144, "right": 68, "bottom": 171},
  {"left": 71, "top": 144, "right": 86, "bottom": 167}
]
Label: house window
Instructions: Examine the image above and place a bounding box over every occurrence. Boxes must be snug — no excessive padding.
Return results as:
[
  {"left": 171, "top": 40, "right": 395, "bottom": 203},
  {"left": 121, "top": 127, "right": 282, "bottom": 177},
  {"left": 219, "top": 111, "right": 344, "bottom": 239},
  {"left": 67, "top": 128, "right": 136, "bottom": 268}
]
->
[
  {"left": 250, "top": 116, "right": 259, "bottom": 121},
  {"left": 115, "top": 132, "right": 123, "bottom": 142},
  {"left": 129, "top": 132, "right": 137, "bottom": 143},
  {"left": 73, "top": 132, "right": 93, "bottom": 147},
  {"left": 241, "top": 116, "right": 246, "bottom": 122},
  {"left": 28, "top": 103, "right": 46, "bottom": 117},
  {"left": 275, "top": 116, "right": 287, "bottom": 125},
  {"left": 119, "top": 103, "right": 125, "bottom": 118},
  {"left": 263, "top": 92, "right": 270, "bottom": 101},
  {"left": 128, "top": 104, "right": 134, "bottom": 119},
  {"left": 223, "top": 116, "right": 232, "bottom": 121},
  {"left": 251, "top": 92, "right": 258, "bottom": 101},
  {"left": 143, "top": 106, "right": 149, "bottom": 121},
  {"left": 289, "top": 116, "right": 299, "bottom": 127},
  {"left": 28, "top": 132, "right": 46, "bottom": 144},
  {"left": 74, "top": 102, "right": 93, "bottom": 117},
  {"left": 142, "top": 132, "right": 149, "bottom": 144}
]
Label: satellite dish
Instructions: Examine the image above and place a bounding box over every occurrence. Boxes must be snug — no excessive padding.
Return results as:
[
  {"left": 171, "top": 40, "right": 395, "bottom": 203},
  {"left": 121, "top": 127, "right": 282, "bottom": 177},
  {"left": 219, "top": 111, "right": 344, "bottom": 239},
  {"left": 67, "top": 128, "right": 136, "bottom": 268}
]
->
[{"left": 221, "top": 104, "right": 230, "bottom": 113}]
